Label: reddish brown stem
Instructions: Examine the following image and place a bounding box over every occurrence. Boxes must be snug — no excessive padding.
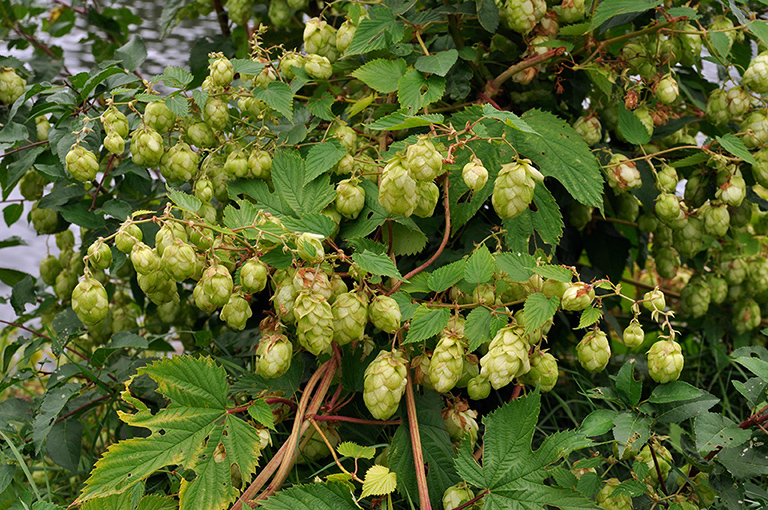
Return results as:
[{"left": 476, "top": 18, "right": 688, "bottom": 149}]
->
[
  {"left": 210, "top": 0, "right": 231, "bottom": 37},
  {"left": 453, "top": 489, "right": 490, "bottom": 510},
  {"left": 0, "top": 140, "right": 49, "bottom": 159},
  {"left": 90, "top": 154, "right": 116, "bottom": 211},
  {"left": 649, "top": 443, "right": 669, "bottom": 496},
  {"left": 487, "top": 47, "right": 566, "bottom": 95},
  {"left": 405, "top": 370, "right": 432, "bottom": 510},
  {"left": 387, "top": 176, "right": 451, "bottom": 295},
  {"left": 264, "top": 397, "right": 298, "bottom": 411},
  {"left": 311, "top": 414, "right": 401, "bottom": 426}
]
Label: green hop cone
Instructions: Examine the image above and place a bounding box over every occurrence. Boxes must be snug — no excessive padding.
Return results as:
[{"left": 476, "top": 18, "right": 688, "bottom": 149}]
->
[
  {"left": 248, "top": 149, "right": 272, "bottom": 179},
  {"left": 332, "top": 291, "right": 369, "bottom": 345},
  {"left": 706, "top": 89, "right": 729, "bottom": 125},
  {"left": 130, "top": 126, "right": 164, "bottom": 168},
  {"left": 706, "top": 274, "right": 728, "bottom": 305},
  {"left": 519, "top": 350, "right": 558, "bottom": 392},
  {"left": 573, "top": 115, "right": 602, "bottom": 146},
  {"left": 280, "top": 52, "right": 306, "bottom": 80},
  {"left": 504, "top": 0, "right": 546, "bottom": 34},
  {"left": 677, "top": 22, "right": 702, "bottom": 66},
  {"left": 752, "top": 148, "right": 768, "bottom": 187},
  {"left": 253, "top": 66, "right": 277, "bottom": 89},
  {"left": 656, "top": 164, "right": 678, "bottom": 193},
  {"left": 637, "top": 443, "right": 673, "bottom": 487},
  {"left": 622, "top": 319, "right": 645, "bottom": 348},
  {"left": 71, "top": 277, "right": 109, "bottom": 327},
  {"left": 429, "top": 334, "right": 466, "bottom": 393},
  {"left": 224, "top": 149, "right": 249, "bottom": 178},
  {"left": 569, "top": 202, "right": 593, "bottom": 230},
  {"left": 335, "top": 179, "right": 366, "bottom": 220},
  {"left": 725, "top": 86, "right": 750, "bottom": 118},
  {"left": 605, "top": 154, "right": 642, "bottom": 191},
  {"left": 208, "top": 53, "right": 235, "bottom": 86},
  {"left": 595, "top": 478, "right": 632, "bottom": 510},
  {"left": 292, "top": 268, "right": 332, "bottom": 300},
  {"left": 219, "top": 293, "right": 253, "bottom": 330},
  {"left": 160, "top": 142, "right": 200, "bottom": 182},
  {"left": 203, "top": 97, "right": 229, "bottom": 131},
  {"left": 492, "top": 158, "right": 544, "bottom": 220},
  {"left": 329, "top": 124, "right": 357, "bottom": 151},
  {"left": 739, "top": 109, "right": 768, "bottom": 149},
  {"left": 240, "top": 258, "right": 269, "bottom": 294},
  {"left": 194, "top": 175, "right": 214, "bottom": 202},
  {"left": 656, "top": 74, "right": 679, "bottom": 104},
  {"left": 680, "top": 277, "right": 710, "bottom": 318},
  {"left": 336, "top": 20, "right": 356, "bottom": 54},
  {"left": 733, "top": 298, "right": 761, "bottom": 335},
  {"left": 743, "top": 52, "right": 768, "bottom": 94},
  {"left": 200, "top": 264, "right": 234, "bottom": 308},
  {"left": 161, "top": 239, "right": 197, "bottom": 281},
  {"left": 480, "top": 325, "right": 530, "bottom": 389},
  {"left": 144, "top": 100, "right": 176, "bottom": 135},
  {"left": 576, "top": 329, "right": 611, "bottom": 373},
  {"left": 273, "top": 279, "right": 298, "bottom": 323},
  {"left": 557, "top": 0, "right": 585, "bottom": 23},
  {"left": 294, "top": 292, "right": 334, "bottom": 355},
  {"left": 720, "top": 255, "right": 747, "bottom": 285},
  {"left": 647, "top": 338, "right": 684, "bottom": 383},
  {"left": 0, "top": 67, "right": 26, "bottom": 104},
  {"left": 296, "top": 232, "right": 325, "bottom": 264},
  {"left": 256, "top": 333, "right": 293, "bottom": 378},
  {"left": 185, "top": 119, "right": 216, "bottom": 148},
  {"left": 672, "top": 216, "right": 703, "bottom": 259},
  {"left": 155, "top": 222, "right": 188, "bottom": 257},
  {"left": 297, "top": 422, "right": 339, "bottom": 464},
  {"left": 363, "top": 350, "right": 408, "bottom": 420},
  {"left": 66, "top": 146, "right": 100, "bottom": 182},
  {"left": 101, "top": 106, "right": 129, "bottom": 138},
  {"left": 442, "top": 483, "right": 475, "bottom": 510},
  {"left": 104, "top": 132, "right": 125, "bottom": 155},
  {"left": 413, "top": 181, "right": 439, "bottom": 218},
  {"left": 54, "top": 269, "right": 78, "bottom": 301},
  {"left": 303, "top": 17, "right": 338, "bottom": 61},
  {"left": 654, "top": 247, "right": 680, "bottom": 279},
  {"left": 443, "top": 401, "right": 479, "bottom": 447},
  {"left": 379, "top": 157, "right": 418, "bottom": 217},
  {"left": 40, "top": 255, "right": 63, "bottom": 286},
  {"left": 115, "top": 222, "right": 142, "bottom": 253},
  {"left": 405, "top": 137, "right": 443, "bottom": 182},
  {"left": 467, "top": 375, "right": 491, "bottom": 400},
  {"left": 462, "top": 157, "right": 489, "bottom": 191},
  {"left": 560, "top": 282, "right": 595, "bottom": 311},
  {"left": 654, "top": 193, "right": 687, "bottom": 228},
  {"left": 715, "top": 170, "right": 746, "bottom": 207},
  {"left": 19, "top": 170, "right": 46, "bottom": 201},
  {"left": 368, "top": 295, "right": 401, "bottom": 333},
  {"left": 304, "top": 54, "right": 333, "bottom": 80},
  {"left": 130, "top": 242, "right": 160, "bottom": 275},
  {"left": 701, "top": 202, "right": 730, "bottom": 237},
  {"left": 268, "top": 0, "right": 292, "bottom": 27},
  {"left": 35, "top": 115, "right": 50, "bottom": 141},
  {"left": 87, "top": 239, "right": 112, "bottom": 270}
]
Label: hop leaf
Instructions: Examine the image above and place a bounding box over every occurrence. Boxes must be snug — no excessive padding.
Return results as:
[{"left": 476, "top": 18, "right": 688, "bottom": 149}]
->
[{"left": 361, "top": 465, "right": 397, "bottom": 498}]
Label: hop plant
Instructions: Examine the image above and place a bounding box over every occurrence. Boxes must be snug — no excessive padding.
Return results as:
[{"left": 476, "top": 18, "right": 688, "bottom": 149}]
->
[
  {"left": 248, "top": 149, "right": 272, "bottom": 179},
  {"left": 71, "top": 277, "right": 109, "bottom": 326},
  {"left": 303, "top": 18, "right": 338, "bottom": 62},
  {"left": 294, "top": 292, "right": 334, "bottom": 355},
  {"left": 224, "top": 149, "right": 249, "bottom": 178},
  {"left": 725, "top": 86, "right": 751, "bottom": 117},
  {"left": 680, "top": 278, "right": 710, "bottom": 319},
  {"left": 198, "top": 264, "right": 234, "bottom": 309},
  {"left": 519, "top": 350, "right": 558, "bottom": 392},
  {"left": 637, "top": 443, "right": 672, "bottom": 486},
  {"left": 185, "top": 119, "right": 216, "bottom": 147},
  {"left": 104, "top": 132, "right": 125, "bottom": 155},
  {"left": 116, "top": 222, "right": 143, "bottom": 253},
  {"left": 336, "top": 19, "right": 356, "bottom": 54},
  {"left": 622, "top": 319, "right": 645, "bottom": 348},
  {"left": 304, "top": 54, "right": 333, "bottom": 80},
  {"left": 491, "top": 158, "right": 544, "bottom": 220},
  {"left": 279, "top": 52, "right": 306, "bottom": 80},
  {"left": 102, "top": 106, "right": 130, "bottom": 137},
  {"left": 595, "top": 478, "right": 632, "bottom": 510},
  {"left": 240, "top": 258, "right": 269, "bottom": 294},
  {"left": 0, "top": 67, "right": 26, "bottom": 104},
  {"left": 576, "top": 329, "right": 611, "bottom": 373},
  {"left": 268, "top": 0, "right": 292, "bottom": 28},
  {"left": 442, "top": 482, "right": 476, "bottom": 510},
  {"left": 656, "top": 75, "right": 679, "bottom": 104},
  {"left": 405, "top": 137, "right": 443, "bottom": 182},
  {"left": 715, "top": 170, "right": 746, "bottom": 207},
  {"left": 701, "top": 202, "right": 730, "bottom": 237},
  {"left": 335, "top": 179, "right": 366, "bottom": 219},
  {"left": 144, "top": 100, "right": 177, "bottom": 134},
  {"left": 733, "top": 298, "right": 761, "bottom": 335},
  {"left": 429, "top": 334, "right": 465, "bottom": 393},
  {"left": 572, "top": 116, "right": 602, "bottom": 146},
  {"left": 480, "top": 325, "right": 530, "bottom": 389},
  {"left": 40, "top": 255, "right": 63, "bottom": 286},
  {"left": 329, "top": 125, "right": 357, "bottom": 152},
  {"left": 557, "top": 0, "right": 585, "bottom": 23},
  {"left": 413, "top": 181, "right": 439, "bottom": 218},
  {"left": 219, "top": 293, "right": 253, "bottom": 330},
  {"left": 296, "top": 232, "right": 325, "bottom": 264},
  {"left": 379, "top": 157, "right": 418, "bottom": 217},
  {"left": 739, "top": 109, "right": 768, "bottom": 149},
  {"left": 331, "top": 291, "right": 368, "bottom": 345},
  {"left": 706, "top": 89, "right": 730, "bottom": 125},
  {"left": 363, "top": 350, "right": 408, "bottom": 420},
  {"left": 18, "top": 170, "right": 46, "bottom": 201},
  {"left": 743, "top": 52, "right": 768, "bottom": 94},
  {"left": 161, "top": 239, "right": 197, "bottom": 281},
  {"left": 292, "top": 268, "right": 332, "bottom": 301},
  {"left": 462, "top": 158, "right": 489, "bottom": 191},
  {"left": 66, "top": 146, "right": 100, "bottom": 182},
  {"left": 368, "top": 295, "right": 401, "bottom": 333},
  {"left": 203, "top": 97, "right": 229, "bottom": 131},
  {"left": 256, "top": 333, "right": 293, "bottom": 378},
  {"left": 87, "top": 239, "right": 112, "bottom": 270},
  {"left": 208, "top": 53, "right": 234, "bottom": 86},
  {"left": 647, "top": 338, "right": 684, "bottom": 383},
  {"left": 605, "top": 154, "right": 641, "bottom": 191},
  {"left": 503, "top": 0, "right": 546, "bottom": 34},
  {"left": 130, "top": 126, "right": 164, "bottom": 168},
  {"left": 442, "top": 400, "right": 479, "bottom": 447},
  {"left": 467, "top": 375, "right": 491, "bottom": 400},
  {"left": 130, "top": 242, "right": 160, "bottom": 275},
  {"left": 560, "top": 282, "right": 595, "bottom": 311}
]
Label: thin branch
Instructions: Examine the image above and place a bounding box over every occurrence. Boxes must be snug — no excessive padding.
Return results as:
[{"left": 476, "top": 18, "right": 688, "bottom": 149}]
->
[
  {"left": 405, "top": 369, "right": 432, "bottom": 510},
  {"left": 453, "top": 489, "right": 490, "bottom": 510},
  {"left": 210, "top": 0, "right": 232, "bottom": 37},
  {"left": 90, "top": 154, "right": 116, "bottom": 211},
  {"left": 387, "top": 175, "right": 451, "bottom": 295},
  {"left": 0, "top": 140, "right": 49, "bottom": 159},
  {"left": 486, "top": 46, "right": 567, "bottom": 95},
  {"left": 312, "top": 414, "right": 401, "bottom": 426},
  {"left": 649, "top": 443, "right": 669, "bottom": 496}
]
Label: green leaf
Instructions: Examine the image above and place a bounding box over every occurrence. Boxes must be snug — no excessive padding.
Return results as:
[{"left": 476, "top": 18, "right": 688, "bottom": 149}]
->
[
  {"left": 397, "top": 70, "right": 446, "bottom": 112},
  {"left": 507, "top": 110, "right": 604, "bottom": 210},
  {"left": 577, "top": 307, "right": 602, "bottom": 329},
  {"left": 351, "top": 58, "right": 407, "bottom": 93},
  {"left": 579, "top": 409, "right": 617, "bottom": 437},
  {"left": 590, "top": 0, "right": 664, "bottom": 30},
  {"left": 618, "top": 104, "right": 651, "bottom": 145},
  {"left": 341, "top": 180, "right": 388, "bottom": 238},
  {"left": 717, "top": 134, "right": 757, "bottom": 165},
  {"left": 271, "top": 149, "right": 335, "bottom": 216},
  {"left": 260, "top": 482, "right": 360, "bottom": 510},
  {"left": 0, "top": 268, "right": 28, "bottom": 287},
  {"left": 32, "top": 382, "right": 82, "bottom": 453},
  {"left": 611, "top": 412, "right": 651, "bottom": 458},
  {"left": 0, "top": 122, "right": 29, "bottom": 143},
  {"left": 615, "top": 360, "right": 642, "bottom": 408},
  {"left": 253, "top": 81, "right": 294, "bottom": 122},
  {"left": 454, "top": 390, "right": 594, "bottom": 509},
  {"left": 710, "top": 31, "right": 731, "bottom": 61},
  {"left": 152, "top": 66, "right": 193, "bottom": 88},
  {"left": 717, "top": 441, "right": 768, "bottom": 479},
  {"left": 361, "top": 465, "right": 397, "bottom": 498},
  {"left": 476, "top": 0, "right": 500, "bottom": 32},
  {"left": 351, "top": 250, "right": 403, "bottom": 281},
  {"left": 304, "top": 141, "right": 346, "bottom": 184},
  {"left": 748, "top": 20, "right": 768, "bottom": 50},
  {"left": 383, "top": 220, "right": 428, "bottom": 257},
  {"left": 77, "top": 356, "right": 264, "bottom": 510},
  {"left": 503, "top": 185, "right": 565, "bottom": 249},
  {"left": 495, "top": 252, "right": 536, "bottom": 282},
  {"left": 165, "top": 95, "right": 189, "bottom": 118},
  {"left": 346, "top": 7, "right": 405, "bottom": 56},
  {"left": 403, "top": 306, "right": 450, "bottom": 344},
  {"left": 308, "top": 96, "right": 335, "bottom": 121},
  {"left": 11, "top": 275, "right": 35, "bottom": 315},
  {"left": 337, "top": 442, "right": 376, "bottom": 460},
  {"left": 80, "top": 66, "right": 131, "bottom": 100},
  {"left": 694, "top": 412, "right": 751, "bottom": 454},
  {"left": 59, "top": 201, "right": 106, "bottom": 229},
  {"left": 522, "top": 293, "right": 559, "bottom": 335},
  {"left": 529, "top": 264, "right": 572, "bottom": 282},
  {"left": 136, "top": 495, "right": 178, "bottom": 510},
  {"left": 47, "top": 419, "right": 82, "bottom": 472},
  {"left": 247, "top": 400, "right": 276, "bottom": 431},
  {"left": 91, "top": 332, "right": 149, "bottom": 367},
  {"left": 415, "top": 50, "right": 458, "bottom": 77},
  {"left": 482, "top": 104, "right": 537, "bottom": 133},
  {"left": 231, "top": 59, "right": 265, "bottom": 76},
  {"left": 428, "top": 259, "right": 467, "bottom": 293},
  {"left": 367, "top": 110, "right": 444, "bottom": 130},
  {"left": 464, "top": 307, "right": 507, "bottom": 352},
  {"left": 464, "top": 245, "right": 496, "bottom": 284},
  {"left": 167, "top": 187, "right": 202, "bottom": 214},
  {"left": 115, "top": 35, "right": 147, "bottom": 72}
]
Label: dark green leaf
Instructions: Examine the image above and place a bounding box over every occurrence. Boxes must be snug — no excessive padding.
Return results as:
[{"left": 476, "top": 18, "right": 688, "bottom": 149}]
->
[
  {"left": 247, "top": 400, "right": 276, "bottom": 431},
  {"left": 397, "top": 70, "right": 445, "bottom": 112},
  {"left": 271, "top": 150, "right": 335, "bottom": 216},
  {"left": 610, "top": 480, "right": 647, "bottom": 498},
  {"left": 612, "top": 412, "right": 651, "bottom": 458},
  {"left": 167, "top": 187, "right": 202, "bottom": 214},
  {"left": 415, "top": 50, "right": 458, "bottom": 77},
  {"left": 260, "top": 482, "right": 360, "bottom": 510},
  {"left": 403, "top": 306, "right": 450, "bottom": 344},
  {"left": 464, "top": 245, "right": 495, "bottom": 284},
  {"left": 0, "top": 122, "right": 29, "bottom": 143},
  {"left": 253, "top": 81, "right": 294, "bottom": 122},
  {"left": 32, "top": 382, "right": 82, "bottom": 453},
  {"left": 59, "top": 201, "right": 105, "bottom": 229},
  {"left": 346, "top": 7, "right": 405, "bottom": 56},
  {"left": 115, "top": 35, "right": 147, "bottom": 72},
  {"left": 465, "top": 307, "right": 507, "bottom": 352},
  {"left": 10, "top": 275, "right": 35, "bottom": 315},
  {"left": 615, "top": 360, "right": 642, "bottom": 408},
  {"left": 351, "top": 58, "right": 407, "bottom": 93},
  {"left": 495, "top": 252, "right": 536, "bottom": 281},
  {"left": 580, "top": 409, "right": 617, "bottom": 437},
  {"left": 231, "top": 59, "right": 265, "bottom": 76},
  {"left": 717, "top": 441, "right": 768, "bottom": 479},
  {"left": 590, "top": 0, "right": 664, "bottom": 30},
  {"left": 694, "top": 412, "right": 751, "bottom": 454},
  {"left": 529, "top": 264, "right": 572, "bottom": 282},
  {"left": 717, "top": 134, "right": 757, "bottom": 165},
  {"left": 152, "top": 66, "right": 193, "bottom": 88},
  {"left": 165, "top": 95, "right": 189, "bottom": 118},
  {"left": 351, "top": 250, "right": 403, "bottom": 280},
  {"left": 0, "top": 268, "right": 28, "bottom": 286},
  {"left": 476, "top": 0, "right": 500, "bottom": 32},
  {"left": 367, "top": 110, "right": 444, "bottom": 131},
  {"left": 428, "top": 259, "right": 467, "bottom": 293},
  {"left": 522, "top": 293, "right": 559, "bottom": 335},
  {"left": 618, "top": 104, "right": 651, "bottom": 145}
]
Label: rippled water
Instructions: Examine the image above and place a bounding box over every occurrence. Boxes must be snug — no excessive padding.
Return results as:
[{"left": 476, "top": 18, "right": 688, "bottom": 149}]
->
[{"left": 0, "top": 1, "right": 220, "bottom": 321}]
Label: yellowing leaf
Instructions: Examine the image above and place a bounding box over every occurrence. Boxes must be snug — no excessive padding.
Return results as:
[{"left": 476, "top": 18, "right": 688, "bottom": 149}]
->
[{"left": 361, "top": 465, "right": 397, "bottom": 498}]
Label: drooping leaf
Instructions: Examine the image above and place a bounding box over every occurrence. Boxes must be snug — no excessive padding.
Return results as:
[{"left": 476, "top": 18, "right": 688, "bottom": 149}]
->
[
  {"left": 167, "top": 187, "right": 202, "bottom": 214},
  {"left": 368, "top": 110, "right": 444, "bottom": 131},
  {"left": 590, "top": 0, "right": 664, "bottom": 30},
  {"left": 361, "top": 465, "right": 397, "bottom": 498},
  {"left": 271, "top": 149, "right": 335, "bottom": 217},
  {"left": 717, "top": 134, "right": 757, "bottom": 165},
  {"left": 611, "top": 412, "right": 651, "bottom": 458},
  {"left": 337, "top": 442, "right": 376, "bottom": 460},
  {"left": 415, "top": 50, "right": 458, "bottom": 77},
  {"left": 304, "top": 141, "right": 347, "bottom": 184},
  {"left": 253, "top": 81, "right": 294, "bottom": 122}
]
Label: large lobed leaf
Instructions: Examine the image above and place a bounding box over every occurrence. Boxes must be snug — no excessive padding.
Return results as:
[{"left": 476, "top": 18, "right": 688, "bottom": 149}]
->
[
  {"left": 454, "top": 390, "right": 596, "bottom": 509},
  {"left": 76, "top": 356, "right": 264, "bottom": 510}
]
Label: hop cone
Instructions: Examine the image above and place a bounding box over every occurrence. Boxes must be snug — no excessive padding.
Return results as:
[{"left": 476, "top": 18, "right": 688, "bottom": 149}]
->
[
  {"left": 199, "top": 264, "right": 234, "bottom": 308},
  {"left": 294, "top": 292, "right": 334, "bottom": 355},
  {"left": 405, "top": 137, "right": 443, "bottom": 182},
  {"left": 220, "top": 293, "right": 253, "bottom": 330},
  {"left": 520, "top": 350, "right": 558, "bottom": 392},
  {"left": 0, "top": 67, "right": 26, "bottom": 104},
  {"left": 369, "top": 295, "right": 401, "bottom": 333},
  {"left": 429, "top": 335, "right": 465, "bottom": 393},
  {"left": 66, "top": 146, "right": 99, "bottom": 182},
  {"left": 379, "top": 158, "right": 418, "bottom": 217},
  {"left": 733, "top": 298, "right": 761, "bottom": 335},
  {"left": 144, "top": 100, "right": 177, "bottom": 134},
  {"left": 576, "top": 330, "right": 611, "bottom": 373},
  {"left": 240, "top": 258, "right": 269, "bottom": 294},
  {"left": 335, "top": 179, "right": 366, "bottom": 219},
  {"left": 503, "top": 0, "right": 546, "bottom": 34},
  {"left": 680, "top": 278, "right": 710, "bottom": 318},
  {"left": 595, "top": 478, "right": 632, "bottom": 510},
  {"left": 492, "top": 158, "right": 543, "bottom": 220},
  {"left": 442, "top": 401, "right": 479, "bottom": 447},
  {"left": 363, "top": 350, "right": 408, "bottom": 420},
  {"left": 130, "top": 126, "right": 164, "bottom": 168},
  {"left": 480, "top": 325, "right": 530, "bottom": 389},
  {"left": 332, "top": 291, "right": 369, "bottom": 345},
  {"left": 462, "top": 158, "right": 489, "bottom": 191},
  {"left": 743, "top": 52, "right": 768, "bottom": 94},
  {"left": 256, "top": 333, "right": 293, "bottom": 378},
  {"left": 72, "top": 277, "right": 109, "bottom": 326},
  {"left": 647, "top": 339, "right": 684, "bottom": 383},
  {"left": 442, "top": 483, "right": 475, "bottom": 510},
  {"left": 605, "top": 154, "right": 641, "bottom": 191}
]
